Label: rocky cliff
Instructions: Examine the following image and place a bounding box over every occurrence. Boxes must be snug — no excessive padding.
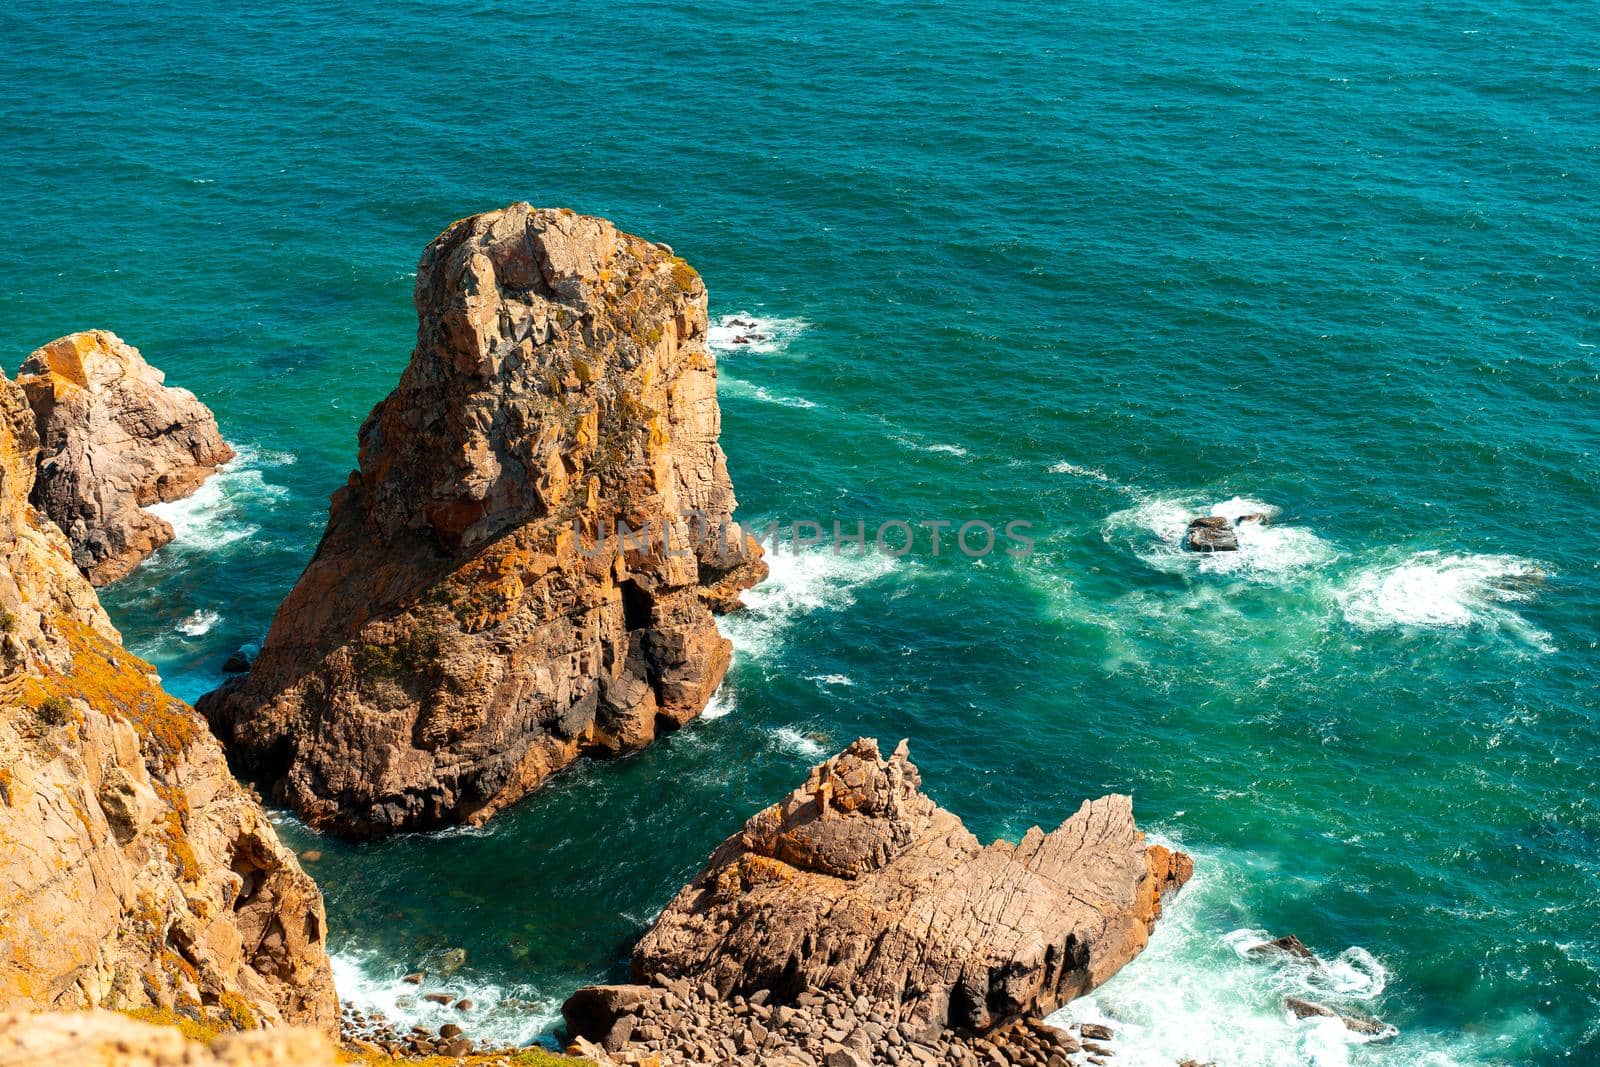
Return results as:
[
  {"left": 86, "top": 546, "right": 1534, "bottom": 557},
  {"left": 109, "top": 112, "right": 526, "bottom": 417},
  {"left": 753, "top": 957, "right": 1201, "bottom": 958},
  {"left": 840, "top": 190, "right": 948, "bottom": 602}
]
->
[
  {"left": 0, "top": 371, "right": 336, "bottom": 1033},
  {"left": 17, "top": 331, "right": 234, "bottom": 585},
  {"left": 199, "top": 204, "right": 765, "bottom": 838},
  {"left": 563, "top": 739, "right": 1191, "bottom": 1066}
]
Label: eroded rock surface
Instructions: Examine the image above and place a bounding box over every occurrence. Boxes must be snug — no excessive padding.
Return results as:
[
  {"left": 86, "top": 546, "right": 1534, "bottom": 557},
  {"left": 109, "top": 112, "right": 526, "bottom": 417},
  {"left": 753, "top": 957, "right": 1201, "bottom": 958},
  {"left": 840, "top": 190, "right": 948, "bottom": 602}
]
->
[
  {"left": 0, "top": 1010, "right": 340, "bottom": 1067},
  {"left": 17, "top": 331, "right": 234, "bottom": 585},
  {"left": 564, "top": 738, "right": 1190, "bottom": 1064},
  {"left": 199, "top": 204, "right": 764, "bottom": 838},
  {"left": 0, "top": 371, "right": 335, "bottom": 1033}
]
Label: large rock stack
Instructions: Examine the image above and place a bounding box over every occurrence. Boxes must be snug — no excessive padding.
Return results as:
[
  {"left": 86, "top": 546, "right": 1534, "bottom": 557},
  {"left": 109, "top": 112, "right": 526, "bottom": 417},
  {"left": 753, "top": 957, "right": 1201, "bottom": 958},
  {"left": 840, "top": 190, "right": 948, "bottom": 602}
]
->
[{"left": 200, "top": 204, "right": 765, "bottom": 838}]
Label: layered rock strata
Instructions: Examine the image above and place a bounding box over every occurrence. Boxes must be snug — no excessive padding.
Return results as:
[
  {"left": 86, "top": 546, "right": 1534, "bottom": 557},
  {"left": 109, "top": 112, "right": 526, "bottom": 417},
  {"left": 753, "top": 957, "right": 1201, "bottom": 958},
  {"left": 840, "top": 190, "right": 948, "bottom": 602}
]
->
[
  {"left": 17, "top": 331, "right": 234, "bottom": 585},
  {"left": 199, "top": 204, "right": 764, "bottom": 838},
  {"left": 0, "top": 371, "right": 336, "bottom": 1032},
  {"left": 564, "top": 738, "right": 1191, "bottom": 1065}
]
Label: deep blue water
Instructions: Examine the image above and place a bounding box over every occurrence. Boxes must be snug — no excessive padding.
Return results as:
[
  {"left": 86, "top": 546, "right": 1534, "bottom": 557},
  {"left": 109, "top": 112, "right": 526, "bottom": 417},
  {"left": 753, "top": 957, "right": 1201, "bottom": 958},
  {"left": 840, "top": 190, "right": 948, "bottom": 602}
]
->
[{"left": 2, "top": 2, "right": 1598, "bottom": 1063}]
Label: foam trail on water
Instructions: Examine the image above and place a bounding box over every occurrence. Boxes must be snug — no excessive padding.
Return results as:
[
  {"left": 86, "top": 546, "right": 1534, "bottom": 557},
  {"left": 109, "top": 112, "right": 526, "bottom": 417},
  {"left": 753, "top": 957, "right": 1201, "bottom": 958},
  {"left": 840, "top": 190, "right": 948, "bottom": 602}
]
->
[
  {"left": 1341, "top": 551, "right": 1551, "bottom": 648},
  {"left": 707, "top": 312, "right": 808, "bottom": 354},
  {"left": 891, "top": 433, "right": 970, "bottom": 457},
  {"left": 1048, "top": 460, "right": 1113, "bottom": 483},
  {"left": 331, "top": 951, "right": 558, "bottom": 1049},
  {"left": 718, "top": 374, "right": 819, "bottom": 410},
  {"left": 718, "top": 543, "right": 900, "bottom": 661}
]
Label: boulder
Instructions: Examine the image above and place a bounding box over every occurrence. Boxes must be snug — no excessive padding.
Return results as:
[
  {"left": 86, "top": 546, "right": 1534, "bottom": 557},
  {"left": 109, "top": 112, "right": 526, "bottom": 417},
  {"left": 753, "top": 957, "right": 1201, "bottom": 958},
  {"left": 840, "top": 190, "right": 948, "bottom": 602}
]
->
[
  {"left": 198, "top": 204, "right": 766, "bottom": 838},
  {"left": 16, "top": 331, "right": 233, "bottom": 585},
  {"left": 0, "top": 370, "right": 335, "bottom": 1032},
  {"left": 1183, "top": 515, "right": 1238, "bottom": 553},
  {"left": 567, "top": 738, "right": 1189, "bottom": 1046}
]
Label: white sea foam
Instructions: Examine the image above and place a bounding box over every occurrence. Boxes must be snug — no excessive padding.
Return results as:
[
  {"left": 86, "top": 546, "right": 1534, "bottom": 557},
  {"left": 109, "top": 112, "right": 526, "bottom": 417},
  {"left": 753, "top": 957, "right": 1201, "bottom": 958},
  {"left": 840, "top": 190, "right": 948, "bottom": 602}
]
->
[
  {"left": 707, "top": 312, "right": 808, "bottom": 354},
  {"left": 1048, "top": 460, "right": 1113, "bottom": 483},
  {"left": 718, "top": 374, "right": 819, "bottom": 409},
  {"left": 144, "top": 446, "right": 290, "bottom": 555},
  {"left": 808, "top": 673, "right": 855, "bottom": 687},
  {"left": 771, "top": 726, "right": 827, "bottom": 759},
  {"left": 331, "top": 950, "right": 558, "bottom": 1048},
  {"left": 718, "top": 543, "right": 899, "bottom": 661},
  {"left": 1341, "top": 552, "right": 1551, "bottom": 647},
  {"left": 890, "top": 433, "right": 970, "bottom": 457},
  {"left": 1048, "top": 851, "right": 1479, "bottom": 1066},
  {"left": 701, "top": 688, "right": 735, "bottom": 720},
  {"left": 176, "top": 609, "right": 221, "bottom": 637},
  {"left": 1104, "top": 494, "right": 1335, "bottom": 580}
]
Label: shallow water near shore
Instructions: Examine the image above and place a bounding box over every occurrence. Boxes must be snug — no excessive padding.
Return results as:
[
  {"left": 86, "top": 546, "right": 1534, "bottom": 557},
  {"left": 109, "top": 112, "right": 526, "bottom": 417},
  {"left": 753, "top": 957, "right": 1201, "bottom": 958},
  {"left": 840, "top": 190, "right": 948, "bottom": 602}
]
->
[{"left": 4, "top": 1, "right": 1599, "bottom": 1062}]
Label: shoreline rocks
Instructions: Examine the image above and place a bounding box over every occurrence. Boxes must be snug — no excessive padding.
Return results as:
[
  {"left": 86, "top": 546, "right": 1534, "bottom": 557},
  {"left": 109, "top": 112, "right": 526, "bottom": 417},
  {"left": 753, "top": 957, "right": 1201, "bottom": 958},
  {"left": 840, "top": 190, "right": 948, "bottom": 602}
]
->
[
  {"left": 563, "top": 738, "right": 1191, "bottom": 1065},
  {"left": 0, "top": 369, "right": 335, "bottom": 1033},
  {"left": 198, "top": 204, "right": 766, "bottom": 839},
  {"left": 16, "top": 331, "right": 233, "bottom": 585}
]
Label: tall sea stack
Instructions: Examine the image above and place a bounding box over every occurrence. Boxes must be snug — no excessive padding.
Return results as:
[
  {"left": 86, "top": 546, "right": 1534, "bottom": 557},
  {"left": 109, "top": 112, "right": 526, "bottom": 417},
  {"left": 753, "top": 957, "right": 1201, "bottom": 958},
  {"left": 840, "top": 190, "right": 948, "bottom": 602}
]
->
[{"left": 200, "top": 204, "right": 766, "bottom": 838}]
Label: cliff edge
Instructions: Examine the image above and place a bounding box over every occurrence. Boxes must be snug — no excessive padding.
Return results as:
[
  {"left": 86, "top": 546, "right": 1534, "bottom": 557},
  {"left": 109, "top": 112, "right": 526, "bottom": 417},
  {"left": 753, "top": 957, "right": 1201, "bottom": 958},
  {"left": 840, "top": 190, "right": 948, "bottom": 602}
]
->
[{"left": 0, "top": 370, "right": 335, "bottom": 1033}]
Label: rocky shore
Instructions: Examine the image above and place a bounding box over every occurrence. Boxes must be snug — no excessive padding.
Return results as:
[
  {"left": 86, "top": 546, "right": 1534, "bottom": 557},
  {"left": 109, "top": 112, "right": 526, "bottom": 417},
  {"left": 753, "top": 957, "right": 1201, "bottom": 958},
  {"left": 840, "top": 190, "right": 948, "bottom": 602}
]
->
[
  {"left": 1, "top": 207, "right": 1197, "bottom": 1066},
  {"left": 199, "top": 204, "right": 766, "bottom": 838},
  {"left": 563, "top": 738, "right": 1190, "bottom": 1066}
]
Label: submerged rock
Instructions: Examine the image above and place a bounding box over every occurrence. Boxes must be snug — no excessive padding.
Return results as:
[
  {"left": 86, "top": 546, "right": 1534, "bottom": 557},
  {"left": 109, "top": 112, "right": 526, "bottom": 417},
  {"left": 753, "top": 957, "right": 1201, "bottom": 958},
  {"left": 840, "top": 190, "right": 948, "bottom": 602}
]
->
[
  {"left": 564, "top": 738, "right": 1190, "bottom": 1062},
  {"left": 16, "top": 331, "right": 233, "bottom": 585},
  {"left": 0, "top": 371, "right": 335, "bottom": 1031},
  {"left": 1248, "top": 933, "right": 1317, "bottom": 961},
  {"left": 199, "top": 204, "right": 765, "bottom": 838},
  {"left": 1183, "top": 515, "right": 1238, "bottom": 553},
  {"left": 1284, "top": 996, "right": 1397, "bottom": 1040}
]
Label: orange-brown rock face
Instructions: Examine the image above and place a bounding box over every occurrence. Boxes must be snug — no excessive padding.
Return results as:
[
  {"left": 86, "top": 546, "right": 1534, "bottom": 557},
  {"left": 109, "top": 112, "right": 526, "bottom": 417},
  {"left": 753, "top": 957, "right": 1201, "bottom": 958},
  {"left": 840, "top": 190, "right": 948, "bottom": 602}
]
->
[
  {"left": 0, "top": 374, "right": 336, "bottom": 1034},
  {"left": 623, "top": 739, "right": 1190, "bottom": 1036},
  {"left": 17, "top": 331, "right": 234, "bottom": 586},
  {"left": 199, "top": 204, "right": 765, "bottom": 838}
]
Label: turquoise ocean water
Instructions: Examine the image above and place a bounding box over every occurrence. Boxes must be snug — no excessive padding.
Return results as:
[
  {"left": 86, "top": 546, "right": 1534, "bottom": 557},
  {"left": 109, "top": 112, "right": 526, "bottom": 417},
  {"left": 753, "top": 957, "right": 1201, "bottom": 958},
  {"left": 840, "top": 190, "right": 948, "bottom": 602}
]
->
[{"left": 3, "top": 2, "right": 1598, "bottom": 1063}]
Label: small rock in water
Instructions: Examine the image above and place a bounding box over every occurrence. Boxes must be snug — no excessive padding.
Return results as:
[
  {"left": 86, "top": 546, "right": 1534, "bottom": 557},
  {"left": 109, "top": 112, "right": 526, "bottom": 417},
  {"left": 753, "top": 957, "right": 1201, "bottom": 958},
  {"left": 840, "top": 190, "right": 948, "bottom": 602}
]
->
[
  {"left": 455, "top": 998, "right": 474, "bottom": 1011},
  {"left": 299, "top": 849, "right": 322, "bottom": 863},
  {"left": 1248, "top": 934, "right": 1316, "bottom": 961},
  {"left": 438, "top": 947, "right": 467, "bottom": 975},
  {"left": 1283, "top": 997, "right": 1395, "bottom": 1040},
  {"left": 423, "top": 992, "right": 455, "bottom": 1005},
  {"left": 1184, "top": 515, "right": 1238, "bottom": 553},
  {"left": 402, "top": 971, "right": 425, "bottom": 984},
  {"left": 438, "top": 1023, "right": 463, "bottom": 1039},
  {"left": 1078, "top": 1022, "right": 1115, "bottom": 1041}
]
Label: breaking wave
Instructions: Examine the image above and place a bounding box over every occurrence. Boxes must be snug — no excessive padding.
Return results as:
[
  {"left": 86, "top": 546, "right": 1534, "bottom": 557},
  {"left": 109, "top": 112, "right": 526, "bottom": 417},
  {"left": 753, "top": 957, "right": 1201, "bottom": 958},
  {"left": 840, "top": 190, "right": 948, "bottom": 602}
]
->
[{"left": 707, "top": 312, "right": 808, "bottom": 354}]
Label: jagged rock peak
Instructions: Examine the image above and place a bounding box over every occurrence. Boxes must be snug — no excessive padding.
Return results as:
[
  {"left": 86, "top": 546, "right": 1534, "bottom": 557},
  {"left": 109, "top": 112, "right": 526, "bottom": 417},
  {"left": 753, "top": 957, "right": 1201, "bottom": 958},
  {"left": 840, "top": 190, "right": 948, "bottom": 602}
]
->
[
  {"left": 199, "top": 203, "right": 766, "bottom": 838},
  {"left": 17, "top": 330, "right": 233, "bottom": 585}
]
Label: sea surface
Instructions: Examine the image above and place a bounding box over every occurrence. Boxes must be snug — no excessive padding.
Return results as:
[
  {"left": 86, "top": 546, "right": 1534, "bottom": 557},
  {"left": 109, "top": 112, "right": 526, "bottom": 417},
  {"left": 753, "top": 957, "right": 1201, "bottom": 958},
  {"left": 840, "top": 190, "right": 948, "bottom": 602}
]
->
[{"left": 3, "top": 2, "right": 1598, "bottom": 1063}]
